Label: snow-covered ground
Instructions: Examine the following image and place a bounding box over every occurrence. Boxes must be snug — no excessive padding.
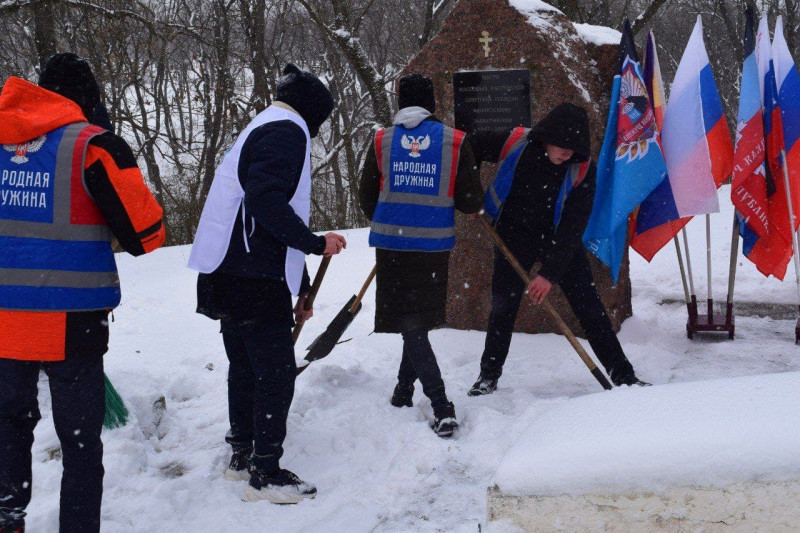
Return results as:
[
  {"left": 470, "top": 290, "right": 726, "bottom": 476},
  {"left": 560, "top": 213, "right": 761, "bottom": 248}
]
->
[
  {"left": 495, "top": 371, "right": 800, "bottom": 496},
  {"left": 25, "top": 185, "right": 800, "bottom": 531}
]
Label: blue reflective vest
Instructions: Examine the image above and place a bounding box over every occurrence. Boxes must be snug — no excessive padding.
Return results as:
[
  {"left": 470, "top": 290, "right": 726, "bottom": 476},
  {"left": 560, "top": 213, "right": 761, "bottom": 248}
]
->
[
  {"left": 484, "top": 127, "right": 589, "bottom": 230},
  {"left": 0, "top": 122, "right": 119, "bottom": 312},
  {"left": 369, "top": 121, "right": 465, "bottom": 252}
]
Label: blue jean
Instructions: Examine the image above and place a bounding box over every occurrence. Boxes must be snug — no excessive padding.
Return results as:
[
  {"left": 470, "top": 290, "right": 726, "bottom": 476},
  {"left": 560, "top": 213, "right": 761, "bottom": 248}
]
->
[{"left": 0, "top": 355, "right": 105, "bottom": 533}]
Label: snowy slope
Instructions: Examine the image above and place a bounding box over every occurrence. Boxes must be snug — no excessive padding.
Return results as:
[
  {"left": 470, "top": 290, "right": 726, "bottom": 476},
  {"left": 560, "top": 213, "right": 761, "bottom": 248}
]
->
[{"left": 24, "top": 191, "right": 800, "bottom": 531}]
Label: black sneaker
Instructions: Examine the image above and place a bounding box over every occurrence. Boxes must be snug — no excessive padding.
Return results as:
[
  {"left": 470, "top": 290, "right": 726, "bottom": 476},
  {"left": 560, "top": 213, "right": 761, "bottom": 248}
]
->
[
  {"left": 243, "top": 468, "right": 317, "bottom": 504},
  {"left": 431, "top": 401, "right": 458, "bottom": 438},
  {"left": 390, "top": 382, "right": 414, "bottom": 408},
  {"left": 0, "top": 507, "right": 25, "bottom": 533},
  {"left": 613, "top": 373, "right": 652, "bottom": 387},
  {"left": 468, "top": 374, "right": 498, "bottom": 396},
  {"left": 223, "top": 447, "right": 252, "bottom": 482}
]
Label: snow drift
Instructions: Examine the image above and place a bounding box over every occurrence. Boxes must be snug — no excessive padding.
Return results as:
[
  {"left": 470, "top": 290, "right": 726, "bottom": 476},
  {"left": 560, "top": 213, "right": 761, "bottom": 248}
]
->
[{"left": 495, "top": 371, "right": 800, "bottom": 496}]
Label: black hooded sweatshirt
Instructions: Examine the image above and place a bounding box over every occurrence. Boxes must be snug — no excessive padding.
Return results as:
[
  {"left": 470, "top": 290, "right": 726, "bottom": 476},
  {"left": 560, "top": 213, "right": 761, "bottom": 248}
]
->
[{"left": 470, "top": 103, "right": 596, "bottom": 283}]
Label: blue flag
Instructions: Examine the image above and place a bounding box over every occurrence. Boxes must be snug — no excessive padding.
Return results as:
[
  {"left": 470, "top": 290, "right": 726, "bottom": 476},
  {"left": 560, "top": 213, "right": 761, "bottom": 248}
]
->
[{"left": 583, "top": 19, "right": 669, "bottom": 282}]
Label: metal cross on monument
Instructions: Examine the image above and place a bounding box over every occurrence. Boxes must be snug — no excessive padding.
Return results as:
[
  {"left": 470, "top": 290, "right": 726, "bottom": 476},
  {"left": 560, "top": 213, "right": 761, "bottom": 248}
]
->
[{"left": 479, "top": 31, "right": 493, "bottom": 58}]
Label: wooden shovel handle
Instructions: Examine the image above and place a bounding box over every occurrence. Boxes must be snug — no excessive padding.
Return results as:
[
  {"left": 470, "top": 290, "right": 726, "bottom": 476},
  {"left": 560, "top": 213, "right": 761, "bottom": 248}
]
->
[
  {"left": 292, "top": 256, "right": 332, "bottom": 344},
  {"left": 478, "top": 215, "right": 613, "bottom": 389},
  {"left": 349, "top": 265, "right": 377, "bottom": 314}
]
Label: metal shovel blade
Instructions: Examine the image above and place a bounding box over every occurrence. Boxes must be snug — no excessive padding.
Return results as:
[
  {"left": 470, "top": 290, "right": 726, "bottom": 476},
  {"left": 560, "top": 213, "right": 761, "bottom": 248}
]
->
[{"left": 304, "top": 295, "right": 363, "bottom": 363}]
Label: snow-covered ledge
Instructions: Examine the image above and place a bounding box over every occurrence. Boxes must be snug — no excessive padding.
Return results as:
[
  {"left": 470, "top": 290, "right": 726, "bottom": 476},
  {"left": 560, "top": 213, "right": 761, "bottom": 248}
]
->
[{"left": 487, "top": 373, "right": 800, "bottom": 532}]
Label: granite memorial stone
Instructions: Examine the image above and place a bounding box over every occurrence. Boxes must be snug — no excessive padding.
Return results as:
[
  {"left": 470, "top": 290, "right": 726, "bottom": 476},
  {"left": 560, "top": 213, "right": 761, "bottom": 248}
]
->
[{"left": 401, "top": 0, "right": 631, "bottom": 337}]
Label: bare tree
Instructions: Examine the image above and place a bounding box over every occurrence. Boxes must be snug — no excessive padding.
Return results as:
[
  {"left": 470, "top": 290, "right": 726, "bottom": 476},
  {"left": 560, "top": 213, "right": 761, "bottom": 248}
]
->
[
  {"left": 419, "top": 0, "right": 454, "bottom": 48},
  {"left": 4, "top": 0, "right": 759, "bottom": 243},
  {"left": 296, "top": 0, "right": 392, "bottom": 126}
]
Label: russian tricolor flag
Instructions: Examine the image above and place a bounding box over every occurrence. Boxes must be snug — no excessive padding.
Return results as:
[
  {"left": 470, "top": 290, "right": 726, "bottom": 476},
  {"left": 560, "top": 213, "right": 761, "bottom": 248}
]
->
[
  {"left": 773, "top": 16, "right": 800, "bottom": 233},
  {"left": 632, "top": 16, "right": 732, "bottom": 260},
  {"left": 732, "top": 11, "right": 794, "bottom": 279},
  {"left": 732, "top": 8, "right": 770, "bottom": 275},
  {"left": 629, "top": 32, "right": 691, "bottom": 261}
]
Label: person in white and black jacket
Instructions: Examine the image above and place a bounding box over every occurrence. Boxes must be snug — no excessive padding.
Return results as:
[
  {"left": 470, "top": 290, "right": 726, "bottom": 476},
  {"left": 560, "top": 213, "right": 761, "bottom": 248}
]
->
[{"left": 189, "top": 64, "right": 346, "bottom": 504}]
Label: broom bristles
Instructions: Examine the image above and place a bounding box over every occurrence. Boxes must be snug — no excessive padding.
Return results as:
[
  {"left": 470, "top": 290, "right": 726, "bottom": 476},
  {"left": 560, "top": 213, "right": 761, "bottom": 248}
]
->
[{"left": 103, "top": 373, "right": 129, "bottom": 429}]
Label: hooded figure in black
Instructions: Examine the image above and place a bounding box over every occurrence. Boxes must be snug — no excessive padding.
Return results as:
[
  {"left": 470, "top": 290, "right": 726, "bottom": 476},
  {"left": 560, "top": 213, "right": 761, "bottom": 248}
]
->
[
  {"left": 360, "top": 74, "right": 483, "bottom": 436},
  {"left": 193, "top": 64, "right": 347, "bottom": 504},
  {"left": 467, "top": 103, "right": 649, "bottom": 396}
]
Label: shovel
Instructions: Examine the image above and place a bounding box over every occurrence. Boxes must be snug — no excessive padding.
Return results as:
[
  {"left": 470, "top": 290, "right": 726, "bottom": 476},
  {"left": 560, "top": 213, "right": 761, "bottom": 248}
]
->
[
  {"left": 292, "top": 256, "right": 332, "bottom": 345},
  {"left": 296, "top": 265, "right": 377, "bottom": 375}
]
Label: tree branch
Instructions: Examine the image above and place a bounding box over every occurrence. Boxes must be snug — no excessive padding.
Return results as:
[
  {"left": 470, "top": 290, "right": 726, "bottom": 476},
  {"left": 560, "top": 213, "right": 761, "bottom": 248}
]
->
[
  {"left": 419, "top": 0, "right": 451, "bottom": 48},
  {"left": 296, "top": 0, "right": 392, "bottom": 126},
  {"left": 630, "top": 0, "right": 670, "bottom": 36}
]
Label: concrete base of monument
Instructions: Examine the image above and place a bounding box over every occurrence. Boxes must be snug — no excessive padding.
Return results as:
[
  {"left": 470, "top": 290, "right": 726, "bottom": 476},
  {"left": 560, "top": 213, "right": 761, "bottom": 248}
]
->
[{"left": 486, "top": 480, "right": 800, "bottom": 532}]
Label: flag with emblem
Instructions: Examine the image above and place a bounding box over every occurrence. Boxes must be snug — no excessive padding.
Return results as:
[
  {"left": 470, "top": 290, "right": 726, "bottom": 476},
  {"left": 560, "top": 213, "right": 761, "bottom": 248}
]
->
[{"left": 583, "top": 19, "right": 668, "bottom": 282}]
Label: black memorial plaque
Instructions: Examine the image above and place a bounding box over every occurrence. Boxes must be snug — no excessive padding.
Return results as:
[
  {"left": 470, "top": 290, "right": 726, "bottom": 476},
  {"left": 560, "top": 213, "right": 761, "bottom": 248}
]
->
[{"left": 453, "top": 69, "right": 531, "bottom": 134}]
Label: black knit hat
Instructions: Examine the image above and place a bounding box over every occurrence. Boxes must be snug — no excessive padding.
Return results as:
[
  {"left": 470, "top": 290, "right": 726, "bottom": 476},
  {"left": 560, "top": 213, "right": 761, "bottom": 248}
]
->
[
  {"left": 38, "top": 53, "right": 101, "bottom": 120},
  {"left": 276, "top": 64, "right": 334, "bottom": 138},
  {"left": 398, "top": 74, "right": 435, "bottom": 113}
]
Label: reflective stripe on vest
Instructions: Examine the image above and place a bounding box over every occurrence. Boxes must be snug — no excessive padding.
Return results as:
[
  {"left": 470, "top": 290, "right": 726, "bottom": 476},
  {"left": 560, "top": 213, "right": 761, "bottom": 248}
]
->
[
  {"left": 553, "top": 160, "right": 591, "bottom": 229},
  {"left": 484, "top": 127, "right": 590, "bottom": 230},
  {"left": 369, "top": 121, "right": 464, "bottom": 252},
  {"left": 484, "top": 127, "right": 530, "bottom": 222},
  {"left": 0, "top": 122, "right": 118, "bottom": 312}
]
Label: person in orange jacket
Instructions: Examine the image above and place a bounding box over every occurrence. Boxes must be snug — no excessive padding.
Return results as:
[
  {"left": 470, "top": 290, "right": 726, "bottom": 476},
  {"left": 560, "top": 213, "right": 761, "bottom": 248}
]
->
[{"left": 0, "top": 53, "right": 165, "bottom": 533}]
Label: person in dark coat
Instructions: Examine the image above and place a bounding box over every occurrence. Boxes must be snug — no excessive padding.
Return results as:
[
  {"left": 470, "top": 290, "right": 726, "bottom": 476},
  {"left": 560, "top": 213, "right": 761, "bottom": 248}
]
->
[
  {"left": 189, "top": 64, "right": 346, "bottom": 504},
  {"left": 467, "top": 102, "right": 649, "bottom": 396},
  {"left": 360, "top": 74, "right": 483, "bottom": 437}
]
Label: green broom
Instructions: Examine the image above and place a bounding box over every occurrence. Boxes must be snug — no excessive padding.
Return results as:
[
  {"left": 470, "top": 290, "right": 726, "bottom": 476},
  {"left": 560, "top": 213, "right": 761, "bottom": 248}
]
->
[{"left": 103, "top": 373, "right": 129, "bottom": 429}]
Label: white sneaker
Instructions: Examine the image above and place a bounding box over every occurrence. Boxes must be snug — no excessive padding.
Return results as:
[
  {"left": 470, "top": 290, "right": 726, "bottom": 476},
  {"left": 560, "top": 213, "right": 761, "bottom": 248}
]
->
[
  {"left": 223, "top": 467, "right": 251, "bottom": 482},
  {"left": 242, "top": 469, "right": 317, "bottom": 504},
  {"left": 223, "top": 449, "right": 252, "bottom": 481}
]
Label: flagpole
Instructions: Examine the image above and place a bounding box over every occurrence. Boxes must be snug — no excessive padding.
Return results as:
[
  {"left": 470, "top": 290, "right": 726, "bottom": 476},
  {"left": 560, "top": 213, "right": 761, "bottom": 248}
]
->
[
  {"left": 682, "top": 228, "right": 697, "bottom": 296},
  {"left": 681, "top": 227, "right": 698, "bottom": 322},
  {"left": 726, "top": 213, "right": 738, "bottom": 339},
  {"left": 706, "top": 214, "right": 714, "bottom": 320},
  {"left": 706, "top": 214, "right": 714, "bottom": 317},
  {"left": 780, "top": 150, "right": 800, "bottom": 300},
  {"left": 780, "top": 149, "right": 800, "bottom": 343},
  {"left": 774, "top": 17, "right": 800, "bottom": 341},
  {"left": 673, "top": 235, "right": 691, "bottom": 306}
]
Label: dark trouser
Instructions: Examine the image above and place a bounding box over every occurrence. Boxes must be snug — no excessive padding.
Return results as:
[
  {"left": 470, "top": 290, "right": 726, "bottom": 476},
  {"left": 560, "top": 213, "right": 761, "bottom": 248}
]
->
[
  {"left": 221, "top": 318, "right": 295, "bottom": 474},
  {"left": 480, "top": 245, "right": 634, "bottom": 381},
  {"left": 0, "top": 355, "right": 105, "bottom": 533},
  {"left": 396, "top": 328, "right": 448, "bottom": 406}
]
